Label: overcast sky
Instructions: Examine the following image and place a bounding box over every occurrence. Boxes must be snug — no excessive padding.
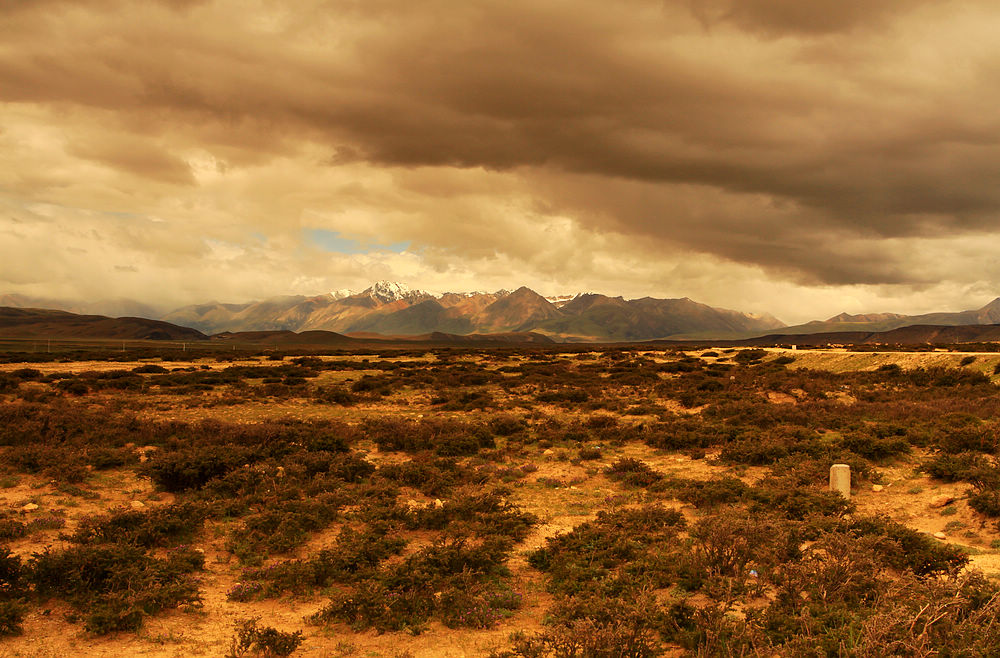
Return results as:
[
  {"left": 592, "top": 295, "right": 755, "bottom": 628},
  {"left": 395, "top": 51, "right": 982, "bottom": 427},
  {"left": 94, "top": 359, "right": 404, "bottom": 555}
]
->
[{"left": 3, "top": 0, "right": 1000, "bottom": 323}]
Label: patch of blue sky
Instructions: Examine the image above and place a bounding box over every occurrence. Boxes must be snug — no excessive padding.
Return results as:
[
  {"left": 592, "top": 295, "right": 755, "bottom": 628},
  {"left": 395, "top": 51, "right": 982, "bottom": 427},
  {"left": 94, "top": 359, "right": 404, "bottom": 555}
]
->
[{"left": 305, "top": 228, "right": 409, "bottom": 254}]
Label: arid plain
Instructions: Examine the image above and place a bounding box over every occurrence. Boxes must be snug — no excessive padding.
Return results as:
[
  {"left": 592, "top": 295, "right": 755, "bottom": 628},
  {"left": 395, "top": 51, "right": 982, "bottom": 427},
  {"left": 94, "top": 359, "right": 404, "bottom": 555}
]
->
[{"left": 1, "top": 346, "right": 999, "bottom": 657}]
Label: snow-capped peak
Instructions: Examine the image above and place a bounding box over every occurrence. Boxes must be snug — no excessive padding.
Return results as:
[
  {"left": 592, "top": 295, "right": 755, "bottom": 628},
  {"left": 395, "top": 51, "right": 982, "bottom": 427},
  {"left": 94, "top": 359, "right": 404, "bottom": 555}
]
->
[
  {"left": 329, "top": 288, "right": 355, "bottom": 300},
  {"left": 545, "top": 292, "right": 583, "bottom": 307},
  {"left": 364, "top": 280, "right": 427, "bottom": 304},
  {"left": 435, "top": 290, "right": 489, "bottom": 298}
]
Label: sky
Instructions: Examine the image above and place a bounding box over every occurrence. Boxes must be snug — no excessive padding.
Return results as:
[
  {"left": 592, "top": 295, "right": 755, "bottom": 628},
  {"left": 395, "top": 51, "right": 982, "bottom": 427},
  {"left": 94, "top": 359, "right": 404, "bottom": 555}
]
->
[{"left": 3, "top": 0, "right": 1000, "bottom": 324}]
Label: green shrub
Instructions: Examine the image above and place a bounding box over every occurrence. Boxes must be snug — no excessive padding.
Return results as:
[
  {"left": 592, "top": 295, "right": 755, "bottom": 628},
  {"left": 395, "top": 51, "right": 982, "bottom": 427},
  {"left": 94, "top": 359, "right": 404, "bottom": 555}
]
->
[
  {"left": 228, "top": 495, "right": 344, "bottom": 564},
  {"left": 226, "top": 617, "right": 303, "bottom": 657},
  {"left": 70, "top": 502, "right": 207, "bottom": 547},
  {"left": 734, "top": 349, "right": 768, "bottom": 364},
  {"left": 604, "top": 458, "right": 662, "bottom": 488},
  {"left": 968, "top": 490, "right": 1000, "bottom": 517},
  {"left": 659, "top": 476, "right": 749, "bottom": 508},
  {"left": 847, "top": 517, "right": 968, "bottom": 577},
  {"left": 29, "top": 544, "right": 202, "bottom": 634},
  {"left": 0, "top": 600, "right": 25, "bottom": 638},
  {"left": 313, "top": 537, "right": 520, "bottom": 632},
  {"left": 143, "top": 444, "right": 262, "bottom": 492},
  {"left": 230, "top": 525, "right": 406, "bottom": 599}
]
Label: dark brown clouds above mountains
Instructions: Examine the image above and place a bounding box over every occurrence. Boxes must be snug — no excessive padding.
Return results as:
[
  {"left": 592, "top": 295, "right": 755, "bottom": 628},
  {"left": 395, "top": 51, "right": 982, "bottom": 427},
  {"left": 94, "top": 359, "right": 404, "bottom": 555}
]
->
[{"left": 1, "top": 0, "right": 999, "bottom": 319}]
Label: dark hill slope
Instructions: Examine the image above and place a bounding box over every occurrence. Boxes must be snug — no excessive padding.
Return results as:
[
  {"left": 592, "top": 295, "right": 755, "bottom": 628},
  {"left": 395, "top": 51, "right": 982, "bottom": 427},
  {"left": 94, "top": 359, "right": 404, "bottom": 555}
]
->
[
  {"left": 767, "top": 298, "right": 1000, "bottom": 337},
  {"left": 685, "top": 323, "right": 1000, "bottom": 347},
  {"left": 211, "top": 330, "right": 354, "bottom": 345},
  {"left": 538, "top": 294, "right": 783, "bottom": 340},
  {"left": 0, "top": 307, "right": 206, "bottom": 340},
  {"left": 473, "top": 287, "right": 564, "bottom": 333},
  {"left": 345, "top": 299, "right": 474, "bottom": 335}
]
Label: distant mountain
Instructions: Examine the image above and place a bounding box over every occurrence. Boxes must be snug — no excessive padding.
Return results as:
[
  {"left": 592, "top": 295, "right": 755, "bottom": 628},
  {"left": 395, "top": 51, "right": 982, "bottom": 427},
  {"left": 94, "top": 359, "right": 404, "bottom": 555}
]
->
[
  {"left": 425, "top": 331, "right": 555, "bottom": 344},
  {"left": 719, "top": 323, "right": 1000, "bottom": 347},
  {"left": 3, "top": 281, "right": 790, "bottom": 342},
  {"left": 824, "top": 312, "right": 907, "bottom": 324},
  {"left": 361, "top": 281, "right": 430, "bottom": 305},
  {"left": 767, "top": 298, "right": 1000, "bottom": 337},
  {"left": 472, "top": 287, "right": 565, "bottom": 333},
  {"left": 545, "top": 293, "right": 579, "bottom": 308},
  {"left": 346, "top": 299, "right": 474, "bottom": 335},
  {"left": 0, "top": 307, "right": 206, "bottom": 341},
  {"left": 0, "top": 294, "right": 163, "bottom": 319},
  {"left": 156, "top": 282, "right": 783, "bottom": 341},
  {"left": 212, "top": 330, "right": 354, "bottom": 346},
  {"left": 535, "top": 294, "right": 784, "bottom": 341}
]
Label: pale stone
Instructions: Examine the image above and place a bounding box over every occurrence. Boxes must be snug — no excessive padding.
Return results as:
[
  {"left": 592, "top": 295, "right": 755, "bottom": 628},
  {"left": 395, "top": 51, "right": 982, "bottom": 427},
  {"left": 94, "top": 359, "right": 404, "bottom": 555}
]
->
[
  {"left": 130, "top": 500, "right": 146, "bottom": 510},
  {"left": 542, "top": 449, "right": 555, "bottom": 456},
  {"left": 930, "top": 495, "right": 955, "bottom": 508},
  {"left": 829, "top": 464, "right": 851, "bottom": 499},
  {"left": 934, "top": 532, "right": 947, "bottom": 540},
  {"left": 20, "top": 503, "right": 38, "bottom": 512},
  {"left": 432, "top": 499, "right": 444, "bottom": 509},
  {"left": 872, "top": 484, "right": 884, "bottom": 492}
]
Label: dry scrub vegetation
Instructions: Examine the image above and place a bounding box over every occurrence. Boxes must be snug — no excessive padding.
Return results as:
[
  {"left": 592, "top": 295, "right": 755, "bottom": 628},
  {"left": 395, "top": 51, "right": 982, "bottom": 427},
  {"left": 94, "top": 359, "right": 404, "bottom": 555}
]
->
[{"left": 1, "top": 346, "right": 1000, "bottom": 656}]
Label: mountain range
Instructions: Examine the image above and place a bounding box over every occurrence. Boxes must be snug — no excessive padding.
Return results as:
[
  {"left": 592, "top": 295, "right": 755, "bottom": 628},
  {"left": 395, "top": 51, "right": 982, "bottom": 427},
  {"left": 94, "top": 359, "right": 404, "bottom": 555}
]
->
[
  {"left": 760, "top": 298, "right": 1000, "bottom": 338},
  {"left": 155, "top": 281, "right": 784, "bottom": 341},
  {"left": 6, "top": 283, "right": 1000, "bottom": 343}
]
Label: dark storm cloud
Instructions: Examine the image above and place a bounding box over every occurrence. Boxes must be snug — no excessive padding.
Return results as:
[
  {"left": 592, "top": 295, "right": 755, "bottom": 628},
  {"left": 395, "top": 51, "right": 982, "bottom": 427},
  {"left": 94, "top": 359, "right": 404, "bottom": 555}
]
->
[
  {"left": 688, "top": 0, "right": 938, "bottom": 35},
  {"left": 0, "top": 0, "right": 998, "bottom": 292}
]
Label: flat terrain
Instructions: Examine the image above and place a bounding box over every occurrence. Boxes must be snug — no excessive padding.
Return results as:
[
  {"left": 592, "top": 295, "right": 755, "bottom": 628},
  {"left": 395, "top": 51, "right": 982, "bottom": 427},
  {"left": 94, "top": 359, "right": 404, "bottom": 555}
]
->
[{"left": 1, "top": 346, "right": 999, "bottom": 656}]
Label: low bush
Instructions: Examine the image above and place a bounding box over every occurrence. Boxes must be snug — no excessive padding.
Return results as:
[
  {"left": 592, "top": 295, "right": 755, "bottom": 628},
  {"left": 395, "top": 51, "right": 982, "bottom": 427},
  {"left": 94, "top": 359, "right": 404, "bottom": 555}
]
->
[
  {"left": 226, "top": 617, "right": 303, "bottom": 657},
  {"left": 29, "top": 543, "right": 202, "bottom": 634},
  {"left": 70, "top": 502, "right": 207, "bottom": 547},
  {"left": 230, "top": 525, "right": 406, "bottom": 599},
  {"left": 604, "top": 457, "right": 662, "bottom": 488},
  {"left": 228, "top": 495, "right": 345, "bottom": 564},
  {"left": 312, "top": 537, "right": 521, "bottom": 632}
]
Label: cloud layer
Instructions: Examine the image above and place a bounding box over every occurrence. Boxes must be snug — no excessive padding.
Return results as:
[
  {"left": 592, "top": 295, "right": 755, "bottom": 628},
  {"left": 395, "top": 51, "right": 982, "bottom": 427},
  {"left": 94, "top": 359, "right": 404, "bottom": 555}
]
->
[{"left": 2, "top": 0, "right": 999, "bottom": 322}]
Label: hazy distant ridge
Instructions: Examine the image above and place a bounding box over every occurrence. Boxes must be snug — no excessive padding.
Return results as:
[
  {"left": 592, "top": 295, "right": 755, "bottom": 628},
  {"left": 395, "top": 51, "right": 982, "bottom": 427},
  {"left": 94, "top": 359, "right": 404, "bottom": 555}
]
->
[{"left": 160, "top": 282, "right": 784, "bottom": 341}]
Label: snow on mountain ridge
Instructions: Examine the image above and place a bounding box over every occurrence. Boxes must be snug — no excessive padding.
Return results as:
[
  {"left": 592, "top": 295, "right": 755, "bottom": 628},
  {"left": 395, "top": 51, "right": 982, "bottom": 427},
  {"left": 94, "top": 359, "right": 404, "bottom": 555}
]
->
[{"left": 362, "top": 280, "right": 429, "bottom": 304}]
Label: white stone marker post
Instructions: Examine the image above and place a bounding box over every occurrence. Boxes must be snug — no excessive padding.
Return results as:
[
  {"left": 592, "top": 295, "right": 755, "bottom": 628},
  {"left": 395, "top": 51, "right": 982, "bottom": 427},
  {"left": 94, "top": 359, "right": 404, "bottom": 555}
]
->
[{"left": 829, "top": 464, "right": 851, "bottom": 499}]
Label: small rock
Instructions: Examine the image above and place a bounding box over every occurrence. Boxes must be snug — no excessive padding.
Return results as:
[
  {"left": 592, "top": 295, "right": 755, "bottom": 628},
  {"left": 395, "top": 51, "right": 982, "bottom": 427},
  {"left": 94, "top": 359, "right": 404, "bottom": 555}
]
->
[
  {"left": 872, "top": 484, "right": 884, "bottom": 492},
  {"left": 934, "top": 531, "right": 947, "bottom": 540},
  {"left": 130, "top": 500, "right": 146, "bottom": 510},
  {"left": 276, "top": 466, "right": 285, "bottom": 478},
  {"left": 542, "top": 449, "right": 554, "bottom": 456},
  {"left": 432, "top": 499, "right": 444, "bottom": 509},
  {"left": 930, "top": 494, "right": 955, "bottom": 508},
  {"left": 20, "top": 503, "right": 38, "bottom": 512},
  {"left": 570, "top": 486, "right": 578, "bottom": 490}
]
